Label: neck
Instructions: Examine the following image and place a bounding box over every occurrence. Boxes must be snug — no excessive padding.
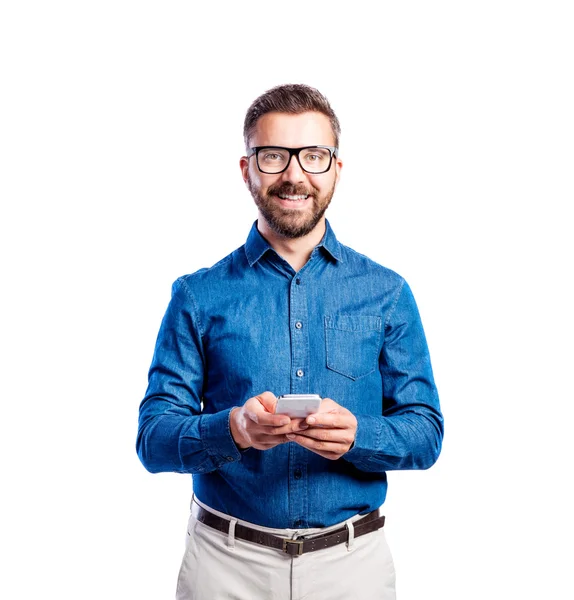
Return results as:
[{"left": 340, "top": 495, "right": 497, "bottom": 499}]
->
[{"left": 257, "top": 217, "right": 327, "bottom": 273}]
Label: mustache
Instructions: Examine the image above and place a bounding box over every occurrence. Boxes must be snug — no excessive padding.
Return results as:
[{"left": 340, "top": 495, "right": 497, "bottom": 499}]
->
[{"left": 267, "top": 182, "right": 316, "bottom": 197}]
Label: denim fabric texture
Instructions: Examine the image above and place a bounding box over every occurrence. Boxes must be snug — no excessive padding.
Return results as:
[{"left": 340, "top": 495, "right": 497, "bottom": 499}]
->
[{"left": 137, "top": 220, "right": 444, "bottom": 528}]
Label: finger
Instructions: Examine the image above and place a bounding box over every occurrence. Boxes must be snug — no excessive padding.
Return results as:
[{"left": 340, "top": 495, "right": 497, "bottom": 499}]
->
[
  {"left": 305, "top": 412, "right": 351, "bottom": 428},
  {"left": 294, "top": 427, "right": 355, "bottom": 445},
  {"left": 285, "top": 433, "right": 346, "bottom": 458},
  {"left": 316, "top": 397, "right": 338, "bottom": 411},
  {"left": 267, "top": 420, "right": 309, "bottom": 436},
  {"left": 289, "top": 417, "right": 309, "bottom": 431},
  {"left": 248, "top": 410, "right": 291, "bottom": 427},
  {"left": 256, "top": 391, "right": 278, "bottom": 413},
  {"left": 250, "top": 410, "right": 308, "bottom": 432},
  {"left": 246, "top": 393, "right": 290, "bottom": 426}
]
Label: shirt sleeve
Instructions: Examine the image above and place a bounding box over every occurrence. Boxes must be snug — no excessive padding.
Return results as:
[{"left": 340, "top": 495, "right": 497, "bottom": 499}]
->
[
  {"left": 136, "top": 278, "right": 241, "bottom": 474},
  {"left": 344, "top": 280, "right": 444, "bottom": 472}
]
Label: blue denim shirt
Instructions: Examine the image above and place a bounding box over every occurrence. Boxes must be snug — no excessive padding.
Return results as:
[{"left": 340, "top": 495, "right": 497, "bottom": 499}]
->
[{"left": 137, "top": 220, "right": 443, "bottom": 528}]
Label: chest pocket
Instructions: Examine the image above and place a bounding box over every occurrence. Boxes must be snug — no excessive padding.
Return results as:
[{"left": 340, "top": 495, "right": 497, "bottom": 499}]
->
[{"left": 324, "top": 315, "right": 383, "bottom": 381}]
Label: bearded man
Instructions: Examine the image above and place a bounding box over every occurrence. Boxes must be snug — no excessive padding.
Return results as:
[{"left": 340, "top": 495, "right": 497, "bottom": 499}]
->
[{"left": 137, "top": 83, "right": 444, "bottom": 600}]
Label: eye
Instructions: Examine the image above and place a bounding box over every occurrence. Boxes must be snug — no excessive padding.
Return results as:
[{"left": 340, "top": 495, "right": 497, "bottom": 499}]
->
[
  {"left": 302, "top": 149, "right": 329, "bottom": 163},
  {"left": 260, "top": 149, "right": 287, "bottom": 163}
]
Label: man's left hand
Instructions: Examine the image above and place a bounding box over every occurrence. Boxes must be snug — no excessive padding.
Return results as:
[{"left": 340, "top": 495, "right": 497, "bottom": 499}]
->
[{"left": 285, "top": 398, "right": 357, "bottom": 460}]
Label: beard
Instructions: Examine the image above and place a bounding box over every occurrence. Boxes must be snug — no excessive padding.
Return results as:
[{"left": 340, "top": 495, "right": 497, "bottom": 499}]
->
[{"left": 246, "top": 175, "right": 336, "bottom": 239}]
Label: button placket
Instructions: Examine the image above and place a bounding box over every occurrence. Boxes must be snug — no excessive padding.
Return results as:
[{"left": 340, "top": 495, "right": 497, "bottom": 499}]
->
[
  {"left": 289, "top": 275, "right": 309, "bottom": 394},
  {"left": 288, "top": 274, "right": 310, "bottom": 527}
]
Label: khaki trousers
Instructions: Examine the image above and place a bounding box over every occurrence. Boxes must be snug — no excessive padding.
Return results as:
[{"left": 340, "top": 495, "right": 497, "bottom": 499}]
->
[{"left": 176, "top": 498, "right": 396, "bottom": 600}]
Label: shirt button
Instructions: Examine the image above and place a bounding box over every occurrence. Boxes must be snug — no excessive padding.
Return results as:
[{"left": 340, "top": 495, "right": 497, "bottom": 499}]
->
[
  {"left": 295, "top": 278, "right": 301, "bottom": 285},
  {"left": 295, "top": 322, "right": 303, "bottom": 329},
  {"left": 294, "top": 519, "right": 304, "bottom": 528},
  {"left": 296, "top": 369, "right": 304, "bottom": 377},
  {"left": 294, "top": 468, "right": 302, "bottom": 480}
]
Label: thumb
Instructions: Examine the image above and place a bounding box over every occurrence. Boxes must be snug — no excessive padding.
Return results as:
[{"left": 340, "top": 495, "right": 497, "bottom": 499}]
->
[
  {"left": 256, "top": 391, "right": 278, "bottom": 413},
  {"left": 318, "top": 398, "right": 342, "bottom": 413}
]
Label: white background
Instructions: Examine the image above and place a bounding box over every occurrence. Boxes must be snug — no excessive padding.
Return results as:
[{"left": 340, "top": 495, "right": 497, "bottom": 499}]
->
[{"left": 1, "top": 1, "right": 573, "bottom": 598}]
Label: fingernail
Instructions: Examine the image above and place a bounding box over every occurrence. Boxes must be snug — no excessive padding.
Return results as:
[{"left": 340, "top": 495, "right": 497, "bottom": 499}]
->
[
  {"left": 280, "top": 419, "right": 290, "bottom": 426},
  {"left": 307, "top": 417, "right": 316, "bottom": 424},
  {"left": 286, "top": 434, "right": 295, "bottom": 439}
]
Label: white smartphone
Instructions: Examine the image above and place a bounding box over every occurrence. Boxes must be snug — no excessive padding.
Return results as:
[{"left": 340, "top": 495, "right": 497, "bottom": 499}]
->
[{"left": 275, "top": 394, "right": 322, "bottom": 418}]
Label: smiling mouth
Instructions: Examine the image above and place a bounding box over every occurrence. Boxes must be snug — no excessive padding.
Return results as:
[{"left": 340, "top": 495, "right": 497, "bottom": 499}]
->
[{"left": 277, "top": 194, "right": 309, "bottom": 201}]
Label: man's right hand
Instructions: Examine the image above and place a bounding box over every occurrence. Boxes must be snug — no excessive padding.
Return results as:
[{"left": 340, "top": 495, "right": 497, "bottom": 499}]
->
[{"left": 230, "top": 391, "right": 307, "bottom": 450}]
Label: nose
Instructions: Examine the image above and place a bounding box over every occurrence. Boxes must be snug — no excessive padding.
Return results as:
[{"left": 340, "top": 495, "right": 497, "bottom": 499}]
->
[{"left": 281, "top": 152, "right": 306, "bottom": 183}]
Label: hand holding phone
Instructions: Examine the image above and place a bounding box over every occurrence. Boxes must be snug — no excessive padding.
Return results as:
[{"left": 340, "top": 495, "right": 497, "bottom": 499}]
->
[{"left": 275, "top": 394, "right": 322, "bottom": 418}]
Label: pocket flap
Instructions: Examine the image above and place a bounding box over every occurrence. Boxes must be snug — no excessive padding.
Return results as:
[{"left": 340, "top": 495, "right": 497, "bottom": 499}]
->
[{"left": 324, "top": 315, "right": 382, "bottom": 380}]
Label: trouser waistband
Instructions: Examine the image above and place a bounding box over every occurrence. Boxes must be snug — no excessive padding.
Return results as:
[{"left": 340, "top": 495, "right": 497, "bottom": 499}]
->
[{"left": 193, "top": 501, "right": 385, "bottom": 556}]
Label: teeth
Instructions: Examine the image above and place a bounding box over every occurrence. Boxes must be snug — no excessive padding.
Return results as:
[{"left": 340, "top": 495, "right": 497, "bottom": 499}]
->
[{"left": 278, "top": 194, "right": 308, "bottom": 200}]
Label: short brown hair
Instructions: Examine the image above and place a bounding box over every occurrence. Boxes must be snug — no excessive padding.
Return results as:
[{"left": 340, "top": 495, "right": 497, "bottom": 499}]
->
[{"left": 243, "top": 84, "right": 341, "bottom": 149}]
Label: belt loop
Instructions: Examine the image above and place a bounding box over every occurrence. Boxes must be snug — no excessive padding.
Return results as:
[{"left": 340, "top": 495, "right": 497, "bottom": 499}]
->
[
  {"left": 227, "top": 518, "right": 238, "bottom": 551},
  {"left": 346, "top": 519, "right": 355, "bottom": 552},
  {"left": 190, "top": 493, "right": 195, "bottom": 511}
]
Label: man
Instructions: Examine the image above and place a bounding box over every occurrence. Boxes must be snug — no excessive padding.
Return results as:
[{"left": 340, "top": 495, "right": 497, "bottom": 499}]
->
[{"left": 137, "top": 84, "right": 444, "bottom": 599}]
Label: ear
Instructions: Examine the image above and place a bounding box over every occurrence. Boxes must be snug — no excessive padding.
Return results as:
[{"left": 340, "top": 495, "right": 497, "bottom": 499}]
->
[
  {"left": 240, "top": 156, "right": 250, "bottom": 184},
  {"left": 334, "top": 157, "right": 343, "bottom": 185}
]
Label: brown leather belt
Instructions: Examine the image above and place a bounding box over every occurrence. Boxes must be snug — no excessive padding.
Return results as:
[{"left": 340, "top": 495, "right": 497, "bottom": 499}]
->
[{"left": 195, "top": 506, "right": 385, "bottom": 556}]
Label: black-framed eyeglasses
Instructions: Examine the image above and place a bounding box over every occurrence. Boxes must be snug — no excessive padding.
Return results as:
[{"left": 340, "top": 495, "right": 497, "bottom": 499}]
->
[{"left": 247, "top": 145, "right": 338, "bottom": 175}]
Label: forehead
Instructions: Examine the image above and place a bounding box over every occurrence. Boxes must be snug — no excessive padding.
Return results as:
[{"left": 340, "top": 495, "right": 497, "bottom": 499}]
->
[{"left": 250, "top": 111, "right": 335, "bottom": 147}]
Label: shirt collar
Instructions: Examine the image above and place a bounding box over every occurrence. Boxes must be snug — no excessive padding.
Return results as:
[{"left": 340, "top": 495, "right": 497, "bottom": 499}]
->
[
  {"left": 317, "top": 219, "right": 343, "bottom": 263},
  {"left": 244, "top": 219, "right": 343, "bottom": 267}
]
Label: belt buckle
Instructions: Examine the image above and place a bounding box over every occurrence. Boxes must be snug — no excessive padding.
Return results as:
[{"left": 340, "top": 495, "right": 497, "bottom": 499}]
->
[{"left": 282, "top": 538, "right": 304, "bottom": 556}]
